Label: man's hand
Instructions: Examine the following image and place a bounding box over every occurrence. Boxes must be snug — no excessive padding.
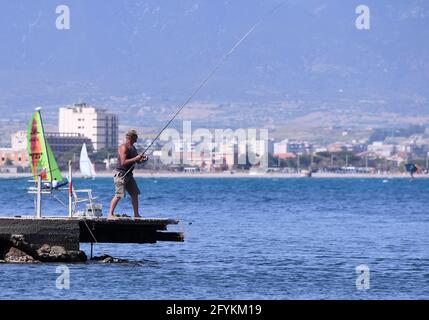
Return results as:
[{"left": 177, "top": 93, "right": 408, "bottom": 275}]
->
[
  {"left": 136, "top": 154, "right": 149, "bottom": 164},
  {"left": 132, "top": 154, "right": 143, "bottom": 163}
]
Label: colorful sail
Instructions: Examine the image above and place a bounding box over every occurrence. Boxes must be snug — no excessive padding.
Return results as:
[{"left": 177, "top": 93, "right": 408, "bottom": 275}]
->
[
  {"left": 27, "top": 109, "right": 63, "bottom": 183},
  {"left": 79, "top": 143, "right": 96, "bottom": 179}
]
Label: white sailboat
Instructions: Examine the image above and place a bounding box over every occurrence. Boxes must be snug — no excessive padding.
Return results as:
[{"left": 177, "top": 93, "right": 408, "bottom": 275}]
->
[{"left": 79, "top": 143, "right": 96, "bottom": 179}]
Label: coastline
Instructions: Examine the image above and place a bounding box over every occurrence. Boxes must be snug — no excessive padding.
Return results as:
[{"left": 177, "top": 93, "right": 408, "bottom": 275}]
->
[{"left": 0, "top": 171, "right": 425, "bottom": 179}]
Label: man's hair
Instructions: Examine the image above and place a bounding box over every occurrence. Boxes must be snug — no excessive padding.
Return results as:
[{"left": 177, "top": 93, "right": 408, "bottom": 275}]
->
[{"left": 126, "top": 129, "right": 138, "bottom": 141}]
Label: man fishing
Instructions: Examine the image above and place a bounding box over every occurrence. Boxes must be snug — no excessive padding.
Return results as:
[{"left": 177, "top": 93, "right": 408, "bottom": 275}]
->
[
  {"left": 108, "top": 130, "right": 148, "bottom": 219},
  {"left": 106, "top": 3, "right": 283, "bottom": 219}
]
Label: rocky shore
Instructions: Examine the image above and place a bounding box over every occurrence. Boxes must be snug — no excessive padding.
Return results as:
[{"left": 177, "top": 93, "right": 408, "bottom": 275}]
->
[{"left": 0, "top": 234, "right": 87, "bottom": 263}]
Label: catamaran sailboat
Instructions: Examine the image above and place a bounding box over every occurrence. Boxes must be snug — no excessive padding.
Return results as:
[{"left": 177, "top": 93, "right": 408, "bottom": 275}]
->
[
  {"left": 28, "top": 108, "right": 65, "bottom": 190},
  {"left": 79, "top": 143, "right": 96, "bottom": 179}
]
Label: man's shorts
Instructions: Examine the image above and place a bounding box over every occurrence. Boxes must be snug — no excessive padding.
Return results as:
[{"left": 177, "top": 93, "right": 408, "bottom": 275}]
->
[{"left": 113, "top": 170, "right": 140, "bottom": 199}]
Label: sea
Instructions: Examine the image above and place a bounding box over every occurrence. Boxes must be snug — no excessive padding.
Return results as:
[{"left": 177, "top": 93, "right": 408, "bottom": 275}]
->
[{"left": 0, "top": 177, "right": 428, "bottom": 300}]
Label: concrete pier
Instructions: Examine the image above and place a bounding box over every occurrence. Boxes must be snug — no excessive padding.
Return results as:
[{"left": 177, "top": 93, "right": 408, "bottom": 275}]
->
[
  {"left": 0, "top": 217, "right": 184, "bottom": 263},
  {"left": 79, "top": 218, "right": 184, "bottom": 244},
  {"left": 0, "top": 218, "right": 81, "bottom": 250}
]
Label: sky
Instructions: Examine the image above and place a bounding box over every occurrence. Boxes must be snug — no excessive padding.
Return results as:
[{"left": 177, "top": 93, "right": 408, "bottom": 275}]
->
[{"left": 0, "top": 0, "right": 428, "bottom": 114}]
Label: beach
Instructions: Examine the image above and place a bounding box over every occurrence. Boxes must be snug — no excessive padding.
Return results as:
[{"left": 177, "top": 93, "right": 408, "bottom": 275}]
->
[{"left": 0, "top": 171, "right": 425, "bottom": 179}]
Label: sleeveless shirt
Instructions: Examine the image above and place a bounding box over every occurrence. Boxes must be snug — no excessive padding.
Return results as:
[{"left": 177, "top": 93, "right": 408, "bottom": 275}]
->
[{"left": 115, "top": 144, "right": 138, "bottom": 174}]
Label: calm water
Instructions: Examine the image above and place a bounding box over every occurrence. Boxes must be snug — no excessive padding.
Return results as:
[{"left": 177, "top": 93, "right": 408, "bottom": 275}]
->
[{"left": 0, "top": 177, "right": 428, "bottom": 300}]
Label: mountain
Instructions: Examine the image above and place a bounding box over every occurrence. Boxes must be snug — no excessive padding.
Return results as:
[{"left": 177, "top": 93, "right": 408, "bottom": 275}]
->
[{"left": 0, "top": 0, "right": 428, "bottom": 128}]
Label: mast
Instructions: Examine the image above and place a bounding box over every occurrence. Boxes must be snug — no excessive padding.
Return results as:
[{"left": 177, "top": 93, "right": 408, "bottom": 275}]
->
[{"left": 68, "top": 160, "right": 73, "bottom": 218}]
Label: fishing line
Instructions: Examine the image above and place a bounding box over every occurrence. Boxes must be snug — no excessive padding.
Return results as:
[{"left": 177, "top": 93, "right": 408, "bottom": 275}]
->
[
  {"left": 51, "top": 186, "right": 104, "bottom": 257},
  {"left": 122, "top": 1, "right": 286, "bottom": 178},
  {"left": 51, "top": 192, "right": 68, "bottom": 208}
]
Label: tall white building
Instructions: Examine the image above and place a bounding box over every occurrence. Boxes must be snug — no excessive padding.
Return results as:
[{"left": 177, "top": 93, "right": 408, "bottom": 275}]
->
[{"left": 59, "top": 103, "right": 118, "bottom": 151}]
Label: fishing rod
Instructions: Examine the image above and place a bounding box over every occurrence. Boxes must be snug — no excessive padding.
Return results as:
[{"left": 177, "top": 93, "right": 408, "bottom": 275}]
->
[{"left": 122, "top": 1, "right": 285, "bottom": 178}]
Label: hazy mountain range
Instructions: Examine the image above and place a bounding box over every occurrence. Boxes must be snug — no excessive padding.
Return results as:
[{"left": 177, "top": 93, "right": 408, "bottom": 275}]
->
[{"left": 0, "top": 0, "right": 428, "bottom": 131}]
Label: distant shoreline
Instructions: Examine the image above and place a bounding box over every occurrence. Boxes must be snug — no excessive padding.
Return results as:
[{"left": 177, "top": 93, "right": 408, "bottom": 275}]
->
[{"left": 0, "top": 171, "right": 425, "bottom": 179}]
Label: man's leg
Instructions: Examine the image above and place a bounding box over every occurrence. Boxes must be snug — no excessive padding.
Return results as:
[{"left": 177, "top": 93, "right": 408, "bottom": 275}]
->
[
  {"left": 131, "top": 194, "right": 141, "bottom": 218},
  {"left": 109, "top": 173, "right": 125, "bottom": 218},
  {"left": 108, "top": 196, "right": 121, "bottom": 218},
  {"left": 127, "top": 176, "right": 141, "bottom": 218}
]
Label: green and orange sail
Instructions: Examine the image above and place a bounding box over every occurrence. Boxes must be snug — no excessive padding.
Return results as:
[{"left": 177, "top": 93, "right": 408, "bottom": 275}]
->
[{"left": 27, "top": 109, "right": 63, "bottom": 183}]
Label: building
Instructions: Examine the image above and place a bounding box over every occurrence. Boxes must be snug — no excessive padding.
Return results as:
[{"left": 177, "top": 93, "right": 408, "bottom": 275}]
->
[
  {"left": 314, "top": 147, "right": 328, "bottom": 153},
  {"left": 275, "top": 152, "right": 296, "bottom": 160},
  {"left": 45, "top": 132, "right": 93, "bottom": 155},
  {"left": 0, "top": 132, "right": 29, "bottom": 169},
  {"left": 327, "top": 143, "right": 348, "bottom": 153},
  {"left": 287, "top": 141, "right": 311, "bottom": 154},
  {"left": 211, "top": 142, "right": 237, "bottom": 170},
  {"left": 274, "top": 140, "right": 288, "bottom": 155},
  {"left": 0, "top": 148, "right": 28, "bottom": 168},
  {"left": 11, "top": 131, "right": 27, "bottom": 151},
  {"left": 352, "top": 143, "right": 368, "bottom": 153},
  {"left": 59, "top": 103, "right": 118, "bottom": 151},
  {"left": 367, "top": 141, "right": 395, "bottom": 158},
  {"left": 274, "top": 139, "right": 312, "bottom": 155},
  {"left": 267, "top": 138, "right": 275, "bottom": 155}
]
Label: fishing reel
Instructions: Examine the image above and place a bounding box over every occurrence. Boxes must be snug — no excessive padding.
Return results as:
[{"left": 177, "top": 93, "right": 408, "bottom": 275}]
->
[{"left": 137, "top": 154, "right": 149, "bottom": 164}]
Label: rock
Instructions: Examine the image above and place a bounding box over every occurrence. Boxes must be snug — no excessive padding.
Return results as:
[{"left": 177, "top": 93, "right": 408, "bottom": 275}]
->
[
  {"left": 36, "top": 245, "right": 86, "bottom": 262},
  {"left": 0, "top": 235, "right": 87, "bottom": 264},
  {"left": 4, "top": 247, "right": 37, "bottom": 263},
  {"left": 37, "top": 244, "right": 51, "bottom": 254},
  {"left": 0, "top": 260, "right": 5, "bottom": 263},
  {"left": 6, "top": 235, "right": 87, "bottom": 263},
  {"left": 67, "top": 250, "right": 87, "bottom": 263},
  {"left": 10, "top": 234, "right": 40, "bottom": 257},
  {"left": 91, "top": 255, "right": 128, "bottom": 263},
  {"left": 49, "top": 246, "right": 68, "bottom": 258},
  {"left": 10, "top": 234, "right": 25, "bottom": 243},
  {"left": 102, "top": 256, "right": 114, "bottom": 263}
]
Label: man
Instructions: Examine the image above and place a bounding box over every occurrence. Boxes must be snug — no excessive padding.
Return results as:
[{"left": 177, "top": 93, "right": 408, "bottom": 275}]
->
[
  {"left": 405, "top": 163, "right": 418, "bottom": 180},
  {"left": 108, "top": 130, "right": 148, "bottom": 219}
]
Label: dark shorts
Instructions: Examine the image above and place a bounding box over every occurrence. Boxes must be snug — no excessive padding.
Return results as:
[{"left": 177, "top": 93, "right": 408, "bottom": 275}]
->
[{"left": 113, "top": 170, "right": 140, "bottom": 199}]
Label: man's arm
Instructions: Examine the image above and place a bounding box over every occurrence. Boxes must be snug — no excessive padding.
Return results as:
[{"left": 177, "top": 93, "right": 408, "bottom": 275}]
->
[{"left": 118, "top": 145, "right": 143, "bottom": 166}]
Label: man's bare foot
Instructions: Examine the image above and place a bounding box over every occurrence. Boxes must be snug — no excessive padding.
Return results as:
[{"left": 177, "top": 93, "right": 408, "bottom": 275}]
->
[
  {"left": 134, "top": 214, "right": 142, "bottom": 219},
  {"left": 107, "top": 215, "right": 118, "bottom": 220}
]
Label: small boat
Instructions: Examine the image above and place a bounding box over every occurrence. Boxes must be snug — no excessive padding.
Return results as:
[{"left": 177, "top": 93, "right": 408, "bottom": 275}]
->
[
  {"left": 27, "top": 108, "right": 66, "bottom": 189},
  {"left": 79, "top": 143, "right": 96, "bottom": 179}
]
